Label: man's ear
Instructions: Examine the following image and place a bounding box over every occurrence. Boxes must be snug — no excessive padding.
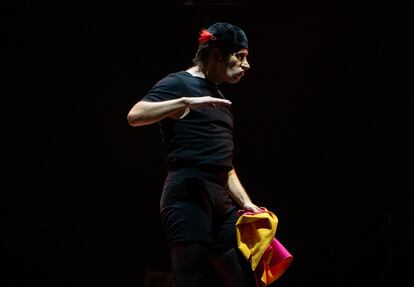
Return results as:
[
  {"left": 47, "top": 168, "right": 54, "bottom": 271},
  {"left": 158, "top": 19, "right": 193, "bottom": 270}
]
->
[{"left": 211, "top": 47, "right": 224, "bottom": 62}]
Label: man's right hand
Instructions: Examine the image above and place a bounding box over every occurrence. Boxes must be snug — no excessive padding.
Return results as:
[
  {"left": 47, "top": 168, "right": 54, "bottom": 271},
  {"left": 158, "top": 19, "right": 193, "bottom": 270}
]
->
[{"left": 183, "top": 96, "right": 231, "bottom": 108}]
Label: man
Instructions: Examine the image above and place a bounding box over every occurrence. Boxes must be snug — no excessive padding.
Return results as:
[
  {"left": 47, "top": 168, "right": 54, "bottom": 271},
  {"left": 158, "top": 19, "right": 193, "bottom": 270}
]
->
[{"left": 127, "top": 22, "right": 260, "bottom": 287}]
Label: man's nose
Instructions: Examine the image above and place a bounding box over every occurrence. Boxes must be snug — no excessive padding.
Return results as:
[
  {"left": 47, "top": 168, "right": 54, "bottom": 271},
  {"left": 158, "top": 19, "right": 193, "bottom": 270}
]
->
[{"left": 241, "top": 59, "right": 250, "bottom": 71}]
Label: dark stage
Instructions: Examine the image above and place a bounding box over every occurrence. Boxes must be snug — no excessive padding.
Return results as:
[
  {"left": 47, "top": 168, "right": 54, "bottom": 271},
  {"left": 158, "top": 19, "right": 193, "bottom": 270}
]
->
[{"left": 6, "top": 1, "right": 411, "bottom": 286}]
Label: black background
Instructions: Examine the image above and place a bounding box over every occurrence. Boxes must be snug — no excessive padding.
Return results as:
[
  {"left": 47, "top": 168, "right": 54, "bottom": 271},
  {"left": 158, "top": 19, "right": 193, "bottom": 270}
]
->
[{"left": 7, "top": 0, "right": 411, "bottom": 286}]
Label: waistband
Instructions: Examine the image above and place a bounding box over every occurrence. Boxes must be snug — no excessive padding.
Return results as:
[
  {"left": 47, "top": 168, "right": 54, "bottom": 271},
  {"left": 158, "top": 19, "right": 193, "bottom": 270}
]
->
[{"left": 167, "top": 166, "right": 230, "bottom": 186}]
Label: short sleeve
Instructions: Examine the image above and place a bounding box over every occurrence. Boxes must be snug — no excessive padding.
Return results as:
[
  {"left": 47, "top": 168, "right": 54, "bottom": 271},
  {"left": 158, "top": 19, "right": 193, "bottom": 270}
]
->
[{"left": 141, "top": 73, "right": 184, "bottom": 102}]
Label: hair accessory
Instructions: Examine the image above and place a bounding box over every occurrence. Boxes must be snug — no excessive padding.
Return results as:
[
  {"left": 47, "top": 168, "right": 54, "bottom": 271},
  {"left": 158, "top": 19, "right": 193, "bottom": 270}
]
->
[{"left": 198, "top": 28, "right": 216, "bottom": 44}]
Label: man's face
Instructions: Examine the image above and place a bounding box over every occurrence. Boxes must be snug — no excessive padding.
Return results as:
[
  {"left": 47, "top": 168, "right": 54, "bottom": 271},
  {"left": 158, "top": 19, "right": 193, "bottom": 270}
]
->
[{"left": 221, "top": 48, "right": 250, "bottom": 84}]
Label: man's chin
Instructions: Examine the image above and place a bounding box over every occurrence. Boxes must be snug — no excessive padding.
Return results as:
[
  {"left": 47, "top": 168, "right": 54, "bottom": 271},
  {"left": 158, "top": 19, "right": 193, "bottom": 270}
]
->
[
  {"left": 227, "top": 79, "right": 241, "bottom": 84},
  {"left": 230, "top": 75, "right": 243, "bottom": 83}
]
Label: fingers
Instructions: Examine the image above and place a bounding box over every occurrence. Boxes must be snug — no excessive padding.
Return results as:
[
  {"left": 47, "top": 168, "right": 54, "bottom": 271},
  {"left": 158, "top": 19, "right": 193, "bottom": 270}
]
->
[
  {"left": 242, "top": 202, "right": 261, "bottom": 213},
  {"left": 213, "top": 99, "right": 232, "bottom": 106},
  {"left": 188, "top": 97, "right": 232, "bottom": 108},
  {"left": 202, "top": 96, "right": 231, "bottom": 105},
  {"left": 219, "top": 99, "right": 232, "bottom": 105},
  {"left": 212, "top": 101, "right": 231, "bottom": 108}
]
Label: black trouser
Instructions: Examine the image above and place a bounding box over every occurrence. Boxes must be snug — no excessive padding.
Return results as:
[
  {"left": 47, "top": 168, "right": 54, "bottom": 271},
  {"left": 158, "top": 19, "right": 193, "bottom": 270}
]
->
[
  {"left": 160, "top": 167, "right": 255, "bottom": 287},
  {"left": 171, "top": 243, "right": 255, "bottom": 287}
]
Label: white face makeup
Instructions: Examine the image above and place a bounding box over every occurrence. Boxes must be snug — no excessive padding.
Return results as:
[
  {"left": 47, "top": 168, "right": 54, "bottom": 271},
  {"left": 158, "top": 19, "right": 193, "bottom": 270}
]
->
[{"left": 222, "top": 49, "right": 250, "bottom": 84}]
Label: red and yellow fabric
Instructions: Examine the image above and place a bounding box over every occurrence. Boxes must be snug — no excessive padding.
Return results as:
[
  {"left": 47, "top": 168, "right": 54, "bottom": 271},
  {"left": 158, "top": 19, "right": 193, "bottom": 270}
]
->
[{"left": 236, "top": 208, "right": 293, "bottom": 287}]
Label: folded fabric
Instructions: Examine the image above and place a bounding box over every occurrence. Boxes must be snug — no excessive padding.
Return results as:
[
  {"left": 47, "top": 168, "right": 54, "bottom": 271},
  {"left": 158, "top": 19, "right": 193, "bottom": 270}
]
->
[{"left": 236, "top": 208, "right": 293, "bottom": 287}]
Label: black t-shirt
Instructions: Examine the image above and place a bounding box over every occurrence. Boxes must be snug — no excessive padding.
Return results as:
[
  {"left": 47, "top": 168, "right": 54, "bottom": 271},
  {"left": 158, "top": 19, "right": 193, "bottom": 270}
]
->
[{"left": 141, "top": 71, "right": 234, "bottom": 171}]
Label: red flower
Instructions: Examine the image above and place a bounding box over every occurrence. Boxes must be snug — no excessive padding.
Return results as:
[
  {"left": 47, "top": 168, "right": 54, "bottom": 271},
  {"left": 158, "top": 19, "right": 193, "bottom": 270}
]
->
[{"left": 198, "top": 29, "right": 216, "bottom": 44}]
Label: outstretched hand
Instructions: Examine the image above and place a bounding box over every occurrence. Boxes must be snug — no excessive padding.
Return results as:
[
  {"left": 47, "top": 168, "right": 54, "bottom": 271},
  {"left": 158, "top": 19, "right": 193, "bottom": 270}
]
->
[{"left": 183, "top": 96, "right": 231, "bottom": 108}]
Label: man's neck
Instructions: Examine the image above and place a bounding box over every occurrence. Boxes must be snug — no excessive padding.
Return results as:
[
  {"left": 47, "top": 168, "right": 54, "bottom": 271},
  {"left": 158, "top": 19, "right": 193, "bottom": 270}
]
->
[{"left": 186, "top": 66, "right": 206, "bottom": 79}]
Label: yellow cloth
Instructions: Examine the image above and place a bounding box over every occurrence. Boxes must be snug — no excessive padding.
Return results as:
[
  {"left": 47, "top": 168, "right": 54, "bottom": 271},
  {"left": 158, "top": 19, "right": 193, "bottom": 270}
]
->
[{"left": 235, "top": 208, "right": 278, "bottom": 271}]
